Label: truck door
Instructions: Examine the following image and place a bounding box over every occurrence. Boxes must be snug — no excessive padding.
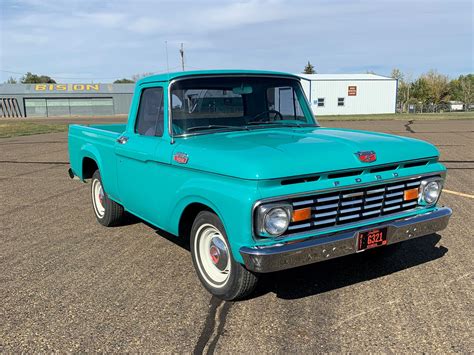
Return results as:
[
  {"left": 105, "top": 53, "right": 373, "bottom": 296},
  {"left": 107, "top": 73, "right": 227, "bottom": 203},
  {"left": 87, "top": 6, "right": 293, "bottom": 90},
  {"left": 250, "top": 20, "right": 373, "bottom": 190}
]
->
[{"left": 114, "top": 86, "right": 169, "bottom": 223}]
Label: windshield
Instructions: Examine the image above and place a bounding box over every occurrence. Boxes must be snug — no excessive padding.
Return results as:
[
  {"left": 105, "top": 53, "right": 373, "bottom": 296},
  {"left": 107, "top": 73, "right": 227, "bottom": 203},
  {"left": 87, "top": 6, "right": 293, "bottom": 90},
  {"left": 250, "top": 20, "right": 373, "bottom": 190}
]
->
[{"left": 170, "top": 76, "right": 317, "bottom": 136}]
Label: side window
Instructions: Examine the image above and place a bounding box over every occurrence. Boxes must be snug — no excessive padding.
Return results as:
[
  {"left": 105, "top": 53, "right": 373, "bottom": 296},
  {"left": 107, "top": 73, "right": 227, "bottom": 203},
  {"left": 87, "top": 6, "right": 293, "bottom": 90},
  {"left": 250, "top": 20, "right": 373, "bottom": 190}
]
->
[
  {"left": 266, "top": 86, "right": 305, "bottom": 120},
  {"left": 135, "top": 87, "right": 164, "bottom": 136},
  {"left": 317, "top": 98, "right": 325, "bottom": 107},
  {"left": 338, "top": 97, "right": 345, "bottom": 107}
]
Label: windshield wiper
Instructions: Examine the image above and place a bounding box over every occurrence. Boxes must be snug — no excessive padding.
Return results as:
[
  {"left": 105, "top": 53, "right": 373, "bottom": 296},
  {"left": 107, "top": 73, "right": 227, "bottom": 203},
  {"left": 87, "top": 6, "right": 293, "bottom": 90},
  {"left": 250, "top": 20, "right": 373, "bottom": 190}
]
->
[
  {"left": 186, "top": 125, "right": 249, "bottom": 133},
  {"left": 246, "top": 120, "right": 281, "bottom": 125},
  {"left": 246, "top": 121, "right": 305, "bottom": 128},
  {"left": 246, "top": 121, "right": 319, "bottom": 128}
]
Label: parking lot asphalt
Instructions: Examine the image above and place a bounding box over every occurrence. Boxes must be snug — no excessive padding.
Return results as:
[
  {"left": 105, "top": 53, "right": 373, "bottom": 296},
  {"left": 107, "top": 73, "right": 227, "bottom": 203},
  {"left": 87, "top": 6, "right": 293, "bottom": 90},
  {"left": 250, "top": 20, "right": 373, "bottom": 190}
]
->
[{"left": 0, "top": 119, "right": 472, "bottom": 352}]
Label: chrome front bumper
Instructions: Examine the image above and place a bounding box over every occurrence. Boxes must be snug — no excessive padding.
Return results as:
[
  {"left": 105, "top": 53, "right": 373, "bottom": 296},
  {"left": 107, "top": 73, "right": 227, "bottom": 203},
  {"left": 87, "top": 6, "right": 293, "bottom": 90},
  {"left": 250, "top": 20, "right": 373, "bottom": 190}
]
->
[{"left": 240, "top": 207, "right": 452, "bottom": 273}]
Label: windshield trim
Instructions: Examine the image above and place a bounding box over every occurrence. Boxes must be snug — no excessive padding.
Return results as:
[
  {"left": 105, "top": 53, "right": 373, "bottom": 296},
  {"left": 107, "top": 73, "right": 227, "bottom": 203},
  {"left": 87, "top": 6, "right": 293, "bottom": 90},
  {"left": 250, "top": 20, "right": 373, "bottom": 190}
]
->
[
  {"left": 173, "top": 123, "right": 320, "bottom": 138},
  {"left": 167, "top": 74, "right": 319, "bottom": 142}
]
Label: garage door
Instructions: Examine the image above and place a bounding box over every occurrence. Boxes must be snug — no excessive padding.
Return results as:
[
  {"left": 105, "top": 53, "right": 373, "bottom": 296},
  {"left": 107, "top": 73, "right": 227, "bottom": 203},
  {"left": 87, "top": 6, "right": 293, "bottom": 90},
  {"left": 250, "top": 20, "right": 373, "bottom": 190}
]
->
[
  {"left": 24, "top": 99, "right": 47, "bottom": 117},
  {"left": 24, "top": 98, "right": 114, "bottom": 117},
  {"left": 46, "top": 99, "right": 70, "bottom": 116},
  {"left": 69, "top": 98, "right": 114, "bottom": 116}
]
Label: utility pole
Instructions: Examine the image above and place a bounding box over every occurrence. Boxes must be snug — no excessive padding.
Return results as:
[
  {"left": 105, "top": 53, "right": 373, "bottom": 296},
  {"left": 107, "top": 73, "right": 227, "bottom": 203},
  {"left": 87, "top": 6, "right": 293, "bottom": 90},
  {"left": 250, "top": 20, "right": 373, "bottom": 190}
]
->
[{"left": 180, "top": 43, "right": 185, "bottom": 71}]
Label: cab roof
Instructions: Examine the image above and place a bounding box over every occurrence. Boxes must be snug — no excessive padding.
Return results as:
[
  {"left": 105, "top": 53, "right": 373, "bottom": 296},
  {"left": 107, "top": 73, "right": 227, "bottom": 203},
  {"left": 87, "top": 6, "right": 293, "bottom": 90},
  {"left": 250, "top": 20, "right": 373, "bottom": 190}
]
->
[{"left": 136, "top": 69, "right": 300, "bottom": 85}]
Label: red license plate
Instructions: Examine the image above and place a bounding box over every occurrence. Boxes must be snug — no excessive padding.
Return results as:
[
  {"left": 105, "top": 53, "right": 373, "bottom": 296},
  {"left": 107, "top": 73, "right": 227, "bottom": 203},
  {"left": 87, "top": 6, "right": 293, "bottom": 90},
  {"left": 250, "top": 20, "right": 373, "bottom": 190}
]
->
[{"left": 357, "top": 227, "right": 388, "bottom": 251}]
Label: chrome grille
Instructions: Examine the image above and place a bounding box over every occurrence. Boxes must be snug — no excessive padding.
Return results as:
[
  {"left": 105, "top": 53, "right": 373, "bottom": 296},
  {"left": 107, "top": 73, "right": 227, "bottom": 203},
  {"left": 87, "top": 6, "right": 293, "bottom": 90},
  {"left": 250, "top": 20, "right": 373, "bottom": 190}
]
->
[{"left": 286, "top": 178, "right": 422, "bottom": 235}]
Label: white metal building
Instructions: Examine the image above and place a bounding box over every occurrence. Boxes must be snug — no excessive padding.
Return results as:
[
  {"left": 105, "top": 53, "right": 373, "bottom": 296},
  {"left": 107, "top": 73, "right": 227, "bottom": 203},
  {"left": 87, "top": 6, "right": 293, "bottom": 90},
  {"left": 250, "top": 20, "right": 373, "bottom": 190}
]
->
[{"left": 298, "top": 74, "right": 397, "bottom": 116}]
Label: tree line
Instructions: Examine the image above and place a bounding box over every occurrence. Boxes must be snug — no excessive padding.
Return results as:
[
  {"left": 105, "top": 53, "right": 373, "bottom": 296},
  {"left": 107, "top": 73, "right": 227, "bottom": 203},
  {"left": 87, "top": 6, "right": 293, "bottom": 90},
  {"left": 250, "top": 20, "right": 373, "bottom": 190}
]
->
[
  {"left": 3, "top": 72, "right": 152, "bottom": 84},
  {"left": 5, "top": 72, "right": 56, "bottom": 84},
  {"left": 391, "top": 69, "right": 473, "bottom": 112}
]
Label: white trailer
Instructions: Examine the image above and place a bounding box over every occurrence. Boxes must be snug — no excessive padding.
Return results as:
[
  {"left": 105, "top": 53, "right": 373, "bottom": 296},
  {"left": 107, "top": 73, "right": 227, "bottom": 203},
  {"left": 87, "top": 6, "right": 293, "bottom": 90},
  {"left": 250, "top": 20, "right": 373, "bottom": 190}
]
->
[{"left": 298, "top": 74, "right": 397, "bottom": 116}]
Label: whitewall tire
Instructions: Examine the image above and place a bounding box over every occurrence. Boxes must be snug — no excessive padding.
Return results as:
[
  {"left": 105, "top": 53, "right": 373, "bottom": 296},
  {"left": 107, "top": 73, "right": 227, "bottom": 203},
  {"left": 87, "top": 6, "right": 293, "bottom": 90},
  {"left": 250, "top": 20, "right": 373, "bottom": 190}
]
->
[
  {"left": 90, "top": 170, "right": 126, "bottom": 227},
  {"left": 190, "top": 211, "right": 258, "bottom": 300}
]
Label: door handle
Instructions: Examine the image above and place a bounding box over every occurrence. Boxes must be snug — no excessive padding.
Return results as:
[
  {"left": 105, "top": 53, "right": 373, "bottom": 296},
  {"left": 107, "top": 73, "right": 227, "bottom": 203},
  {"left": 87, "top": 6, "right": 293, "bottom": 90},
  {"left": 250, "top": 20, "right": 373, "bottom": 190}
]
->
[{"left": 117, "top": 136, "right": 129, "bottom": 144}]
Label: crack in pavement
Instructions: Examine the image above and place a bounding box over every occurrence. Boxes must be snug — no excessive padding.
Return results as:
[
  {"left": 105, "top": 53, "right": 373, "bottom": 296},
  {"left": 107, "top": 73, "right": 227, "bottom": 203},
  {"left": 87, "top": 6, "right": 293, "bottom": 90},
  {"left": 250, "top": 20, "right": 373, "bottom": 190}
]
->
[
  {"left": 0, "top": 141, "right": 66, "bottom": 145},
  {"left": 193, "top": 297, "right": 233, "bottom": 355},
  {"left": 206, "top": 301, "right": 232, "bottom": 354},
  {"left": 417, "top": 131, "right": 474, "bottom": 133},
  {"left": 0, "top": 185, "right": 83, "bottom": 217},
  {"left": 404, "top": 120, "right": 415, "bottom": 133},
  {"left": 0, "top": 160, "right": 69, "bottom": 165},
  {"left": 441, "top": 160, "right": 474, "bottom": 170},
  {"left": 0, "top": 164, "right": 62, "bottom": 180},
  {"left": 443, "top": 167, "right": 474, "bottom": 170}
]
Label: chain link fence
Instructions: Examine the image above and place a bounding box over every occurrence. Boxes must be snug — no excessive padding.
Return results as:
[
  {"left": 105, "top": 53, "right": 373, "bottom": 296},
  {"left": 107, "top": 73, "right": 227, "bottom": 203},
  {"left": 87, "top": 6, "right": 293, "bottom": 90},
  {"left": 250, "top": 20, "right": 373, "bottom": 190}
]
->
[{"left": 397, "top": 103, "right": 473, "bottom": 114}]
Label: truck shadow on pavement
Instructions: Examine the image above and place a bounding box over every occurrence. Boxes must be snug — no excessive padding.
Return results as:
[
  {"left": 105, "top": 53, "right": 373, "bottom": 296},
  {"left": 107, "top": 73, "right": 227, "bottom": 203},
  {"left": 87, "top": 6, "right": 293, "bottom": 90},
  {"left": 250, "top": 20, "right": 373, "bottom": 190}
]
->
[
  {"left": 149, "top": 224, "right": 447, "bottom": 301},
  {"left": 255, "top": 233, "right": 448, "bottom": 300}
]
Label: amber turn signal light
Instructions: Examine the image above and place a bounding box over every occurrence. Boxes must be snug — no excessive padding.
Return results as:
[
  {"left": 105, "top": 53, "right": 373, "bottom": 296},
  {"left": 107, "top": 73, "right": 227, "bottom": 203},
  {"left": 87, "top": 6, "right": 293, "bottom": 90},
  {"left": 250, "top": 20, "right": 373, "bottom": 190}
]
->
[
  {"left": 292, "top": 207, "right": 312, "bottom": 222},
  {"left": 403, "top": 188, "right": 419, "bottom": 201}
]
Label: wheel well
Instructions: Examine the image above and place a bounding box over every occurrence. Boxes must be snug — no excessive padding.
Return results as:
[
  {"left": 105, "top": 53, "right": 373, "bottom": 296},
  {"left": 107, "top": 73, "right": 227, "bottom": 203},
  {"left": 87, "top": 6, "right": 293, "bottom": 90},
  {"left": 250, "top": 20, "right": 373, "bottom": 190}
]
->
[
  {"left": 82, "top": 157, "right": 98, "bottom": 180},
  {"left": 178, "top": 203, "right": 213, "bottom": 240}
]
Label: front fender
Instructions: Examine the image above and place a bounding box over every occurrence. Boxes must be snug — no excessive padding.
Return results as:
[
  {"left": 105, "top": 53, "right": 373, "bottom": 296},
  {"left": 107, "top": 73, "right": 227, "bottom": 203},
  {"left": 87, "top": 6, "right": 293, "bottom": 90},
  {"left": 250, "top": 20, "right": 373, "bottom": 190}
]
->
[
  {"left": 166, "top": 172, "right": 260, "bottom": 264},
  {"left": 170, "top": 195, "right": 226, "bottom": 232}
]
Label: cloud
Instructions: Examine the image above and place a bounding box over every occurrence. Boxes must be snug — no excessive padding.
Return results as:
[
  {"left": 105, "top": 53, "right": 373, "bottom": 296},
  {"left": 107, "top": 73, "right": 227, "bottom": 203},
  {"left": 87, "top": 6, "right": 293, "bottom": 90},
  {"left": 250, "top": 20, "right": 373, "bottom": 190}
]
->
[
  {"left": 126, "top": 17, "right": 169, "bottom": 34},
  {"left": 201, "top": 0, "right": 291, "bottom": 29},
  {"left": 81, "top": 12, "right": 128, "bottom": 28}
]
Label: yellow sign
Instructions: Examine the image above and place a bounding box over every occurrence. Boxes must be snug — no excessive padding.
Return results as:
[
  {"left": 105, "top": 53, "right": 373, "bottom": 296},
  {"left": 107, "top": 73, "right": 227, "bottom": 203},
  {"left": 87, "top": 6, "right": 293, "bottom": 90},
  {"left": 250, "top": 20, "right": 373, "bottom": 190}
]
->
[{"left": 34, "top": 84, "right": 100, "bottom": 91}]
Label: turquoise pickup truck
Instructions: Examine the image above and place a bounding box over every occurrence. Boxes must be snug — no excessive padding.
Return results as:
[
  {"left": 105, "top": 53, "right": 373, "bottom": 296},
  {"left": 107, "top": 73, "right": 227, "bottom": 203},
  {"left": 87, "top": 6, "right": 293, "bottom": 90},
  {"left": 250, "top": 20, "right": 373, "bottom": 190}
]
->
[{"left": 68, "top": 70, "right": 451, "bottom": 300}]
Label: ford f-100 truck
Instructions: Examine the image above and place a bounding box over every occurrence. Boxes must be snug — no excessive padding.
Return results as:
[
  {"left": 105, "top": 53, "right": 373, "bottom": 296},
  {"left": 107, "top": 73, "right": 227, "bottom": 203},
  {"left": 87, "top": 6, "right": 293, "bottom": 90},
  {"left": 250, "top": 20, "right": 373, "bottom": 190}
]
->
[{"left": 68, "top": 70, "right": 452, "bottom": 300}]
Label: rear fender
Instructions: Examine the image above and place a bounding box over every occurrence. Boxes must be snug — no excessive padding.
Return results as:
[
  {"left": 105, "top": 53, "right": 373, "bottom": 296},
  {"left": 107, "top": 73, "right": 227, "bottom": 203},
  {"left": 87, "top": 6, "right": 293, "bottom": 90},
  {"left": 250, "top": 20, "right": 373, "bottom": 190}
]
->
[{"left": 79, "top": 143, "right": 103, "bottom": 181}]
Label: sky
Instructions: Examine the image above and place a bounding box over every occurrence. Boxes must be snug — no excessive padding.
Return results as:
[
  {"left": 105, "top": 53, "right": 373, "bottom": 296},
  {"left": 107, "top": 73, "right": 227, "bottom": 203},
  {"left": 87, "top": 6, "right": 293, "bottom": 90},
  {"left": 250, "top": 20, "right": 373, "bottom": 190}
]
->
[{"left": 0, "top": 0, "right": 472, "bottom": 83}]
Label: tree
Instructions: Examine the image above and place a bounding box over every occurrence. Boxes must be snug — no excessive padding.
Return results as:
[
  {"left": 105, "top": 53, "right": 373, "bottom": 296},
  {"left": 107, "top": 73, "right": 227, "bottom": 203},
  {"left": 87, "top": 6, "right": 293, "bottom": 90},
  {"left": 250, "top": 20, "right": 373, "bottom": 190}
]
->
[
  {"left": 421, "top": 69, "right": 449, "bottom": 104},
  {"left": 20, "top": 72, "right": 56, "bottom": 84},
  {"left": 450, "top": 74, "right": 473, "bottom": 108},
  {"left": 391, "top": 68, "right": 412, "bottom": 112},
  {"left": 303, "top": 61, "right": 316, "bottom": 74},
  {"left": 411, "top": 77, "right": 430, "bottom": 104},
  {"left": 114, "top": 78, "right": 135, "bottom": 83},
  {"left": 391, "top": 68, "right": 404, "bottom": 81},
  {"left": 5, "top": 76, "right": 17, "bottom": 84},
  {"left": 391, "top": 68, "right": 403, "bottom": 111}
]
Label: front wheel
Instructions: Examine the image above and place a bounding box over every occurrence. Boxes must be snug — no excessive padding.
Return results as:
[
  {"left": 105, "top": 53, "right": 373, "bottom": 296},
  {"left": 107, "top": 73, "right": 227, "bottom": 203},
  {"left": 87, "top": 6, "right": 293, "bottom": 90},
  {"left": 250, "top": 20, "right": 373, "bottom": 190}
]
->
[{"left": 190, "top": 211, "right": 258, "bottom": 300}]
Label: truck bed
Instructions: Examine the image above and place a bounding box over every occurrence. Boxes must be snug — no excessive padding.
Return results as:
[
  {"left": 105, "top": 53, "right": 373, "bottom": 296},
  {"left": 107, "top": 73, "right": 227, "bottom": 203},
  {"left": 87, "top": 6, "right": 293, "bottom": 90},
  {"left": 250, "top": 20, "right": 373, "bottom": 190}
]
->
[
  {"left": 68, "top": 123, "right": 127, "bottom": 201},
  {"left": 80, "top": 123, "right": 127, "bottom": 134}
]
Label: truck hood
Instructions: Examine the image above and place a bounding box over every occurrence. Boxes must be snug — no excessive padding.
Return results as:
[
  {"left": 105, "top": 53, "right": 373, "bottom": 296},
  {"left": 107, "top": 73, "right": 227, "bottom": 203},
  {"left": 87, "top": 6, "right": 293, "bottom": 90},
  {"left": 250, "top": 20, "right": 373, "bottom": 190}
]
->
[{"left": 172, "top": 127, "right": 439, "bottom": 180}]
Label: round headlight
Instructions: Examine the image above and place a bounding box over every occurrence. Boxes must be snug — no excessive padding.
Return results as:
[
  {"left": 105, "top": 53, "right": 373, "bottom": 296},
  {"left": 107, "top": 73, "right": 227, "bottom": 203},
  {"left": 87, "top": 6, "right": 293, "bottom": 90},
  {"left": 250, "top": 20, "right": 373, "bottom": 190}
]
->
[
  {"left": 422, "top": 180, "right": 441, "bottom": 205},
  {"left": 263, "top": 207, "right": 290, "bottom": 236}
]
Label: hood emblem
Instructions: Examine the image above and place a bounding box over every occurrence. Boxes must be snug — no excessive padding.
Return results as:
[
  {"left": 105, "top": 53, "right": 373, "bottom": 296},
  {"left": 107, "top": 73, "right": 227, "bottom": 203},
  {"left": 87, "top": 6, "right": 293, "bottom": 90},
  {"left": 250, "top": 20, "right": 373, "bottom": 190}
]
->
[
  {"left": 356, "top": 151, "right": 376, "bottom": 163},
  {"left": 173, "top": 152, "right": 189, "bottom": 164}
]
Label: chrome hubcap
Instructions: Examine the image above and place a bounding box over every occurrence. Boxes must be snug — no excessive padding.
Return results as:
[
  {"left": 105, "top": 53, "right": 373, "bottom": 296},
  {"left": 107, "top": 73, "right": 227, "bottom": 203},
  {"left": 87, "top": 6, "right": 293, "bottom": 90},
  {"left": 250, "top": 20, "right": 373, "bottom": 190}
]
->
[
  {"left": 92, "top": 179, "right": 105, "bottom": 218},
  {"left": 209, "top": 237, "right": 229, "bottom": 271}
]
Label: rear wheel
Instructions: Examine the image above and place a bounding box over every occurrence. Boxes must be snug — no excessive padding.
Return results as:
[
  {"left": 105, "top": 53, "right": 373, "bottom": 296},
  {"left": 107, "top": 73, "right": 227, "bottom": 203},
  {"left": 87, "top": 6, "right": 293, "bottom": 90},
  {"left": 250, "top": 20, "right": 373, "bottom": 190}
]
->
[
  {"left": 190, "top": 211, "right": 258, "bottom": 300},
  {"left": 91, "top": 170, "right": 126, "bottom": 227}
]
